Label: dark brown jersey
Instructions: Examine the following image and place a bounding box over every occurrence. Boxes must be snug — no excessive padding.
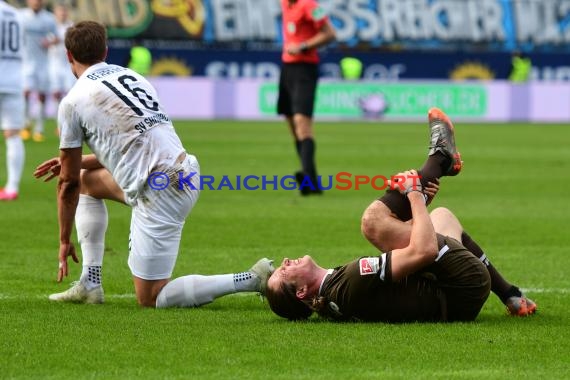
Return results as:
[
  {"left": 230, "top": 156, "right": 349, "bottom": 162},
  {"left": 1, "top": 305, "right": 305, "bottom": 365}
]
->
[{"left": 318, "top": 235, "right": 490, "bottom": 322}]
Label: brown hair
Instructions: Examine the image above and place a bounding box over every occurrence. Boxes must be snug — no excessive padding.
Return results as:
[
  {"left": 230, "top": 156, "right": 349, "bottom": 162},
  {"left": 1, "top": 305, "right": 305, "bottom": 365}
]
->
[
  {"left": 65, "top": 21, "right": 107, "bottom": 65},
  {"left": 266, "top": 281, "right": 313, "bottom": 320}
]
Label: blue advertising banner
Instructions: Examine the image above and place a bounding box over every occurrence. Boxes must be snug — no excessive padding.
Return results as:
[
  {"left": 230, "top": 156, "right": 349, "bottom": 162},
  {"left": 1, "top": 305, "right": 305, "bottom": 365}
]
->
[
  {"left": 324, "top": 0, "right": 570, "bottom": 52},
  {"left": 107, "top": 45, "right": 570, "bottom": 81},
  {"left": 58, "top": 0, "right": 570, "bottom": 52},
  {"left": 13, "top": 0, "right": 564, "bottom": 79}
]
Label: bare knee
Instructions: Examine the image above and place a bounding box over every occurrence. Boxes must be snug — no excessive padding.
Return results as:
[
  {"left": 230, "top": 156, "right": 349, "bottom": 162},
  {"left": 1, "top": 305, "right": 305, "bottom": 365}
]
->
[
  {"left": 79, "top": 169, "right": 99, "bottom": 197},
  {"left": 133, "top": 277, "right": 169, "bottom": 308},
  {"left": 79, "top": 167, "right": 125, "bottom": 203},
  {"left": 361, "top": 201, "right": 409, "bottom": 252},
  {"left": 430, "top": 207, "right": 463, "bottom": 240},
  {"left": 361, "top": 206, "right": 381, "bottom": 243},
  {"left": 137, "top": 297, "right": 156, "bottom": 307},
  {"left": 137, "top": 296, "right": 156, "bottom": 308},
  {"left": 79, "top": 169, "right": 89, "bottom": 193},
  {"left": 430, "top": 207, "right": 453, "bottom": 220},
  {"left": 293, "top": 114, "right": 313, "bottom": 140}
]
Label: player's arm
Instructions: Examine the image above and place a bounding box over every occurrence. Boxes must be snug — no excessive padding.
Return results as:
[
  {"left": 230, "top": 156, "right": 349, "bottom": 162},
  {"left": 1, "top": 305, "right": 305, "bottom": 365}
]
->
[
  {"left": 34, "top": 154, "right": 103, "bottom": 181},
  {"left": 43, "top": 22, "right": 60, "bottom": 49},
  {"left": 42, "top": 33, "right": 59, "bottom": 49},
  {"left": 55, "top": 147, "right": 82, "bottom": 282},
  {"left": 304, "top": 20, "right": 336, "bottom": 50},
  {"left": 287, "top": 10, "right": 336, "bottom": 55},
  {"left": 380, "top": 170, "right": 438, "bottom": 282}
]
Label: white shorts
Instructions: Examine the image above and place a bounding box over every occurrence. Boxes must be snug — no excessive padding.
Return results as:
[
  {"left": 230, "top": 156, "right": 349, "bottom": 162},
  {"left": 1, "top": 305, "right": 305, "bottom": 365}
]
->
[
  {"left": 24, "top": 62, "right": 50, "bottom": 93},
  {"left": 50, "top": 65, "right": 76, "bottom": 94},
  {"left": 0, "top": 93, "right": 25, "bottom": 130},
  {"left": 128, "top": 154, "right": 200, "bottom": 280}
]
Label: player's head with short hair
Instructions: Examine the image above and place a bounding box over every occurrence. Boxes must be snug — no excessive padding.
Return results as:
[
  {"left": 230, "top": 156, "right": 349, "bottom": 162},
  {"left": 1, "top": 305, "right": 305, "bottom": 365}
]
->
[
  {"left": 26, "top": 0, "right": 44, "bottom": 12},
  {"left": 65, "top": 21, "right": 107, "bottom": 65},
  {"left": 53, "top": 1, "right": 70, "bottom": 22}
]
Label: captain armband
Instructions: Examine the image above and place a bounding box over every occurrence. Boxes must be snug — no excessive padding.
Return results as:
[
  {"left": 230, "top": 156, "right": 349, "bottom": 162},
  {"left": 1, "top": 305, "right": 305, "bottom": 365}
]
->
[{"left": 379, "top": 252, "right": 393, "bottom": 282}]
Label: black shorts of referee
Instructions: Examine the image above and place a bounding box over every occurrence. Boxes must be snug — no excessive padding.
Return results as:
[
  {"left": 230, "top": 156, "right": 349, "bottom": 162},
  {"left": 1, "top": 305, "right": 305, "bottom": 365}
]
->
[{"left": 277, "top": 62, "right": 319, "bottom": 117}]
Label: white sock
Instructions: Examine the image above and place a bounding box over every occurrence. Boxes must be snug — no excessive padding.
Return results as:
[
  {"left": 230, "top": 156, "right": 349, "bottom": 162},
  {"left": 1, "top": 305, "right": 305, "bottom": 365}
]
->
[
  {"left": 233, "top": 271, "right": 259, "bottom": 292},
  {"left": 76, "top": 194, "right": 108, "bottom": 290},
  {"left": 156, "top": 274, "right": 237, "bottom": 308},
  {"left": 35, "top": 102, "right": 45, "bottom": 134},
  {"left": 5, "top": 135, "right": 24, "bottom": 193},
  {"left": 83, "top": 266, "right": 102, "bottom": 289},
  {"left": 155, "top": 269, "right": 263, "bottom": 308}
]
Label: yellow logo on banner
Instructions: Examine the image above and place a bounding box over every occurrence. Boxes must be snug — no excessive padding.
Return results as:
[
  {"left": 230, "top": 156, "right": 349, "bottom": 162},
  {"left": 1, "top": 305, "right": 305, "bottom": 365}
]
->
[
  {"left": 150, "top": 57, "right": 192, "bottom": 77},
  {"left": 152, "top": 0, "right": 205, "bottom": 36},
  {"left": 450, "top": 62, "right": 495, "bottom": 80}
]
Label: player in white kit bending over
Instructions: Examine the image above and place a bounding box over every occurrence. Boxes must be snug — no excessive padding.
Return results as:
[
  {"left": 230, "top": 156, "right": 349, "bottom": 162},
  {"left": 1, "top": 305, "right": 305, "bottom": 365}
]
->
[
  {"left": 34, "top": 21, "right": 274, "bottom": 308},
  {"left": 0, "top": 0, "right": 26, "bottom": 201},
  {"left": 20, "top": 0, "right": 58, "bottom": 142}
]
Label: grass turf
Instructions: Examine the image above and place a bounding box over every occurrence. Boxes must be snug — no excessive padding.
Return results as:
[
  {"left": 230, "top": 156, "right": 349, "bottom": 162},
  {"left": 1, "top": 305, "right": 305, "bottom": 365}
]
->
[{"left": 0, "top": 119, "right": 568, "bottom": 379}]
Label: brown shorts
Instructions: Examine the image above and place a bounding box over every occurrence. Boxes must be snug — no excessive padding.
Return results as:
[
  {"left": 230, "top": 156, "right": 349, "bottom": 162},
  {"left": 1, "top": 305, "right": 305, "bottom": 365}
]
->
[{"left": 422, "top": 236, "right": 491, "bottom": 322}]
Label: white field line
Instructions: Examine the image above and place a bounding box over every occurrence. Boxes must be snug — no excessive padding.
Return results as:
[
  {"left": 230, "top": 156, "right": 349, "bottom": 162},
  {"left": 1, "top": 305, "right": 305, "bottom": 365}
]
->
[
  {"left": 0, "top": 292, "right": 258, "bottom": 300},
  {"left": 522, "top": 287, "right": 570, "bottom": 294},
  {"left": 0, "top": 288, "right": 567, "bottom": 301}
]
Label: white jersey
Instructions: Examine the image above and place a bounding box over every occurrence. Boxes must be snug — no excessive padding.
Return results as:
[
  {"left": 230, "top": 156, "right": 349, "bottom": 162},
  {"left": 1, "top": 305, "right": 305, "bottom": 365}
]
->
[
  {"left": 0, "top": 1, "right": 24, "bottom": 93},
  {"left": 58, "top": 62, "right": 186, "bottom": 205},
  {"left": 20, "top": 7, "right": 57, "bottom": 69},
  {"left": 48, "top": 20, "right": 75, "bottom": 92},
  {"left": 48, "top": 20, "right": 71, "bottom": 68}
]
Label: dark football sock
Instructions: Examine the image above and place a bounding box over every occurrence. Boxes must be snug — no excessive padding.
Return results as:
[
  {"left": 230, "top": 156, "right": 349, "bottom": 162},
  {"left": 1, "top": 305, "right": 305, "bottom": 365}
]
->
[
  {"left": 378, "top": 190, "right": 412, "bottom": 221},
  {"left": 418, "top": 151, "right": 451, "bottom": 187},
  {"left": 299, "top": 138, "right": 317, "bottom": 182},
  {"left": 461, "top": 231, "right": 520, "bottom": 304},
  {"left": 295, "top": 139, "right": 302, "bottom": 159},
  {"left": 378, "top": 152, "right": 450, "bottom": 221}
]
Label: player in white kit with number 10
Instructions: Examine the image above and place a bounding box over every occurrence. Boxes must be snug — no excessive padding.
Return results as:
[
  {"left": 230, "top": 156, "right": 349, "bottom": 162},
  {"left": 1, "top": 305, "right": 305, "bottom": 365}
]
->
[{"left": 0, "top": 0, "right": 26, "bottom": 201}]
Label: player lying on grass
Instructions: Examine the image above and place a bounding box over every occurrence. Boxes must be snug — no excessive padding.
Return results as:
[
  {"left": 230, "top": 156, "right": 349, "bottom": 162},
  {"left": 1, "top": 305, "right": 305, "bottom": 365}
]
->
[
  {"left": 266, "top": 108, "right": 537, "bottom": 321},
  {"left": 34, "top": 21, "right": 274, "bottom": 308}
]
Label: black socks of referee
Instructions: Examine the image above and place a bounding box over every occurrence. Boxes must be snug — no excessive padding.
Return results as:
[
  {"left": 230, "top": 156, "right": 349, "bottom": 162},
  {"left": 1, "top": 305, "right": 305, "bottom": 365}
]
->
[
  {"left": 296, "top": 138, "right": 318, "bottom": 188},
  {"left": 461, "top": 231, "right": 522, "bottom": 304}
]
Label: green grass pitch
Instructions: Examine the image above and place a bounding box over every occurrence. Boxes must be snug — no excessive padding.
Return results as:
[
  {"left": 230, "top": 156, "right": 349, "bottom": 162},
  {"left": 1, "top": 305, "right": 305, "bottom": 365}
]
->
[{"left": 0, "top": 119, "right": 569, "bottom": 379}]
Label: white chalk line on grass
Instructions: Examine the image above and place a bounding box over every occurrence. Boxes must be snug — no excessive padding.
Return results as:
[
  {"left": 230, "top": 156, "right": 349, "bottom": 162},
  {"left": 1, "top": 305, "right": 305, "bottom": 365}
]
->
[
  {"left": 522, "top": 287, "right": 570, "bottom": 294},
  {"left": 0, "top": 288, "right": 567, "bottom": 301},
  {"left": 0, "top": 293, "right": 135, "bottom": 300},
  {"left": 0, "top": 292, "right": 258, "bottom": 300}
]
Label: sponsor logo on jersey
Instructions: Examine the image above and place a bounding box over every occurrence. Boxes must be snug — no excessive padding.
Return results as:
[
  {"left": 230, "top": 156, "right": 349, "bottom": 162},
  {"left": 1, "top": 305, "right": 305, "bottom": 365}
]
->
[
  {"left": 312, "top": 6, "right": 326, "bottom": 21},
  {"left": 359, "top": 257, "right": 380, "bottom": 275},
  {"left": 287, "top": 22, "right": 296, "bottom": 34}
]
